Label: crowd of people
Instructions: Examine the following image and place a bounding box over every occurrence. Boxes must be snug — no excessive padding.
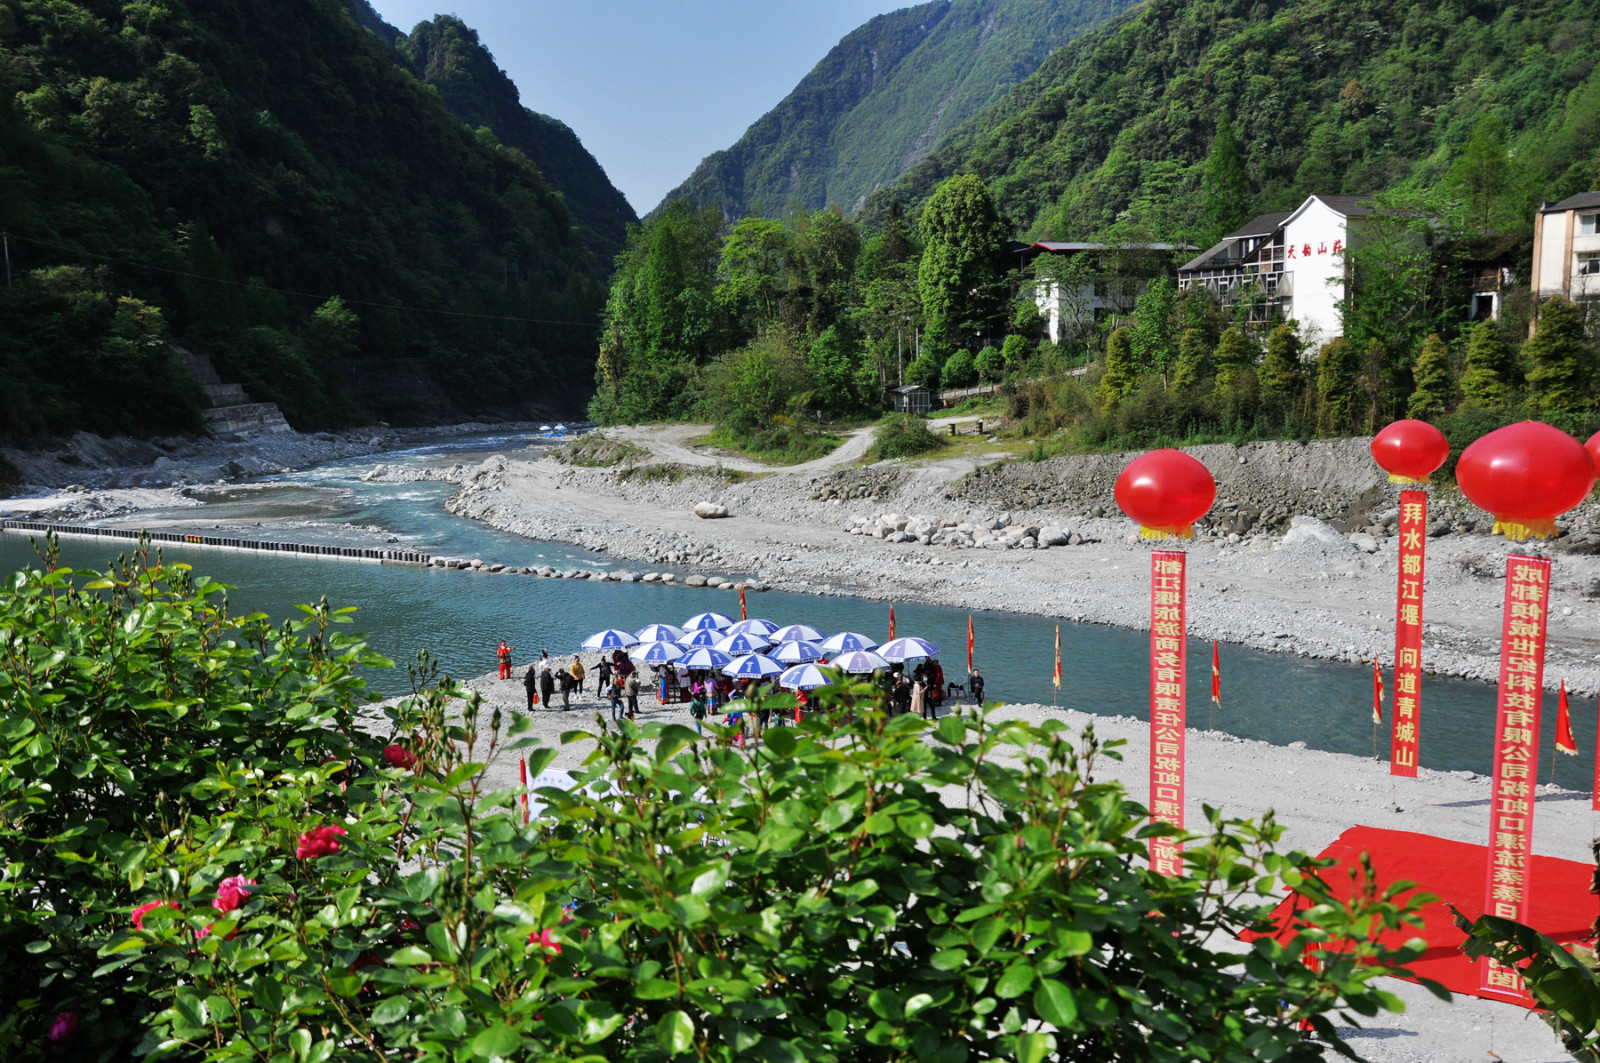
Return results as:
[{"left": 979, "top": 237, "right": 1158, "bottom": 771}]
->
[{"left": 496, "top": 642, "right": 988, "bottom": 743}]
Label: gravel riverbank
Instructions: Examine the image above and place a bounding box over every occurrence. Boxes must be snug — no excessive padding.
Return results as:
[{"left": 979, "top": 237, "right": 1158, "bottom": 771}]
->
[{"left": 439, "top": 432, "right": 1600, "bottom": 698}]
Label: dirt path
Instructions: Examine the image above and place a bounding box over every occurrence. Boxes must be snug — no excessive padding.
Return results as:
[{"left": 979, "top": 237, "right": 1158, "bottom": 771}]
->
[{"left": 603, "top": 422, "right": 878, "bottom": 477}]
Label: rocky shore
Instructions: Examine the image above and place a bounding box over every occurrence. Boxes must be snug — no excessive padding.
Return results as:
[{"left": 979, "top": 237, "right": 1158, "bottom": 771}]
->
[{"left": 439, "top": 433, "right": 1600, "bottom": 697}]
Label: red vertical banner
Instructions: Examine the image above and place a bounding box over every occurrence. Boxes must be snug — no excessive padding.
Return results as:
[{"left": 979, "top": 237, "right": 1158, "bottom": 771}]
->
[
  {"left": 739, "top": 585, "right": 747, "bottom": 620},
  {"left": 1390, "top": 490, "right": 1427, "bottom": 776},
  {"left": 1479, "top": 554, "right": 1551, "bottom": 1001},
  {"left": 1149, "top": 550, "right": 1187, "bottom": 876},
  {"left": 888, "top": 604, "right": 896, "bottom": 641},
  {"left": 967, "top": 614, "right": 975, "bottom": 672}
]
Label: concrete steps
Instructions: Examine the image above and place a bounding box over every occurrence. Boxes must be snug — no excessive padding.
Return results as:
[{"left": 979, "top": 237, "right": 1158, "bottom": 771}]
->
[{"left": 174, "top": 345, "right": 293, "bottom": 440}]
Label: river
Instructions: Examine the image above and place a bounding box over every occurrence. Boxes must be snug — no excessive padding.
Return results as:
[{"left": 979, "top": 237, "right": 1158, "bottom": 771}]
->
[{"left": 0, "top": 431, "right": 1580, "bottom": 781}]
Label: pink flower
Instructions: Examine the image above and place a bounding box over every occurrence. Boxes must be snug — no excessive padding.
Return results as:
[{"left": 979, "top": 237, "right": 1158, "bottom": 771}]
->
[
  {"left": 295, "top": 824, "right": 347, "bottom": 860},
  {"left": 49, "top": 1011, "right": 78, "bottom": 1044},
  {"left": 213, "top": 875, "right": 256, "bottom": 914},
  {"left": 528, "top": 928, "right": 562, "bottom": 958},
  {"left": 383, "top": 744, "right": 417, "bottom": 770},
  {"left": 131, "top": 900, "right": 177, "bottom": 930}
]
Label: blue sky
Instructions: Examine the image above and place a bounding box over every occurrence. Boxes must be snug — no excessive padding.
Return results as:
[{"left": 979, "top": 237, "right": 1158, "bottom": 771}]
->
[{"left": 366, "top": 1, "right": 907, "bottom": 214}]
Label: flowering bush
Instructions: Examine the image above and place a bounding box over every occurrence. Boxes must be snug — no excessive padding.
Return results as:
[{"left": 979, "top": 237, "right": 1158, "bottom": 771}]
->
[{"left": 0, "top": 538, "right": 1441, "bottom": 1061}]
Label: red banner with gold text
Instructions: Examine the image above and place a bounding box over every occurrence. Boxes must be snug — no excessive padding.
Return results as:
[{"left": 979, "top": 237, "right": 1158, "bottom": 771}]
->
[
  {"left": 1479, "top": 554, "right": 1551, "bottom": 1002},
  {"left": 1390, "top": 490, "right": 1428, "bottom": 776},
  {"left": 1149, "top": 551, "right": 1187, "bottom": 876}
]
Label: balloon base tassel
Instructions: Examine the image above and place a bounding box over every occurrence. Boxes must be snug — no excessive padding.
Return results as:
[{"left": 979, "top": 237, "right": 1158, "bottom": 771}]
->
[
  {"left": 1387, "top": 473, "right": 1430, "bottom": 485},
  {"left": 1492, "top": 517, "right": 1558, "bottom": 542},
  {"left": 1139, "top": 525, "right": 1194, "bottom": 541}
]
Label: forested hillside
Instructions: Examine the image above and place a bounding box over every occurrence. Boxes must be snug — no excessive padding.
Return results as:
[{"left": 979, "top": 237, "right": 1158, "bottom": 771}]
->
[
  {"left": 658, "top": 0, "right": 1135, "bottom": 220},
  {"left": 0, "top": 0, "right": 612, "bottom": 443},
  {"left": 393, "top": 15, "right": 637, "bottom": 269},
  {"left": 868, "top": 0, "right": 1600, "bottom": 241}
]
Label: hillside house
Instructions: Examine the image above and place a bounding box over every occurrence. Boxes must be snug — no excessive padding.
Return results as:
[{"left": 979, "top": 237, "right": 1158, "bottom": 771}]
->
[
  {"left": 1531, "top": 192, "right": 1600, "bottom": 304},
  {"left": 1177, "top": 194, "right": 1375, "bottom": 343},
  {"left": 1022, "top": 243, "right": 1189, "bottom": 344}
]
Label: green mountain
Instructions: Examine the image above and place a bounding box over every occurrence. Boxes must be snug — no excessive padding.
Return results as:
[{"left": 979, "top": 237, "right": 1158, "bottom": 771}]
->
[
  {"left": 657, "top": 0, "right": 1137, "bottom": 220},
  {"left": 386, "top": 13, "right": 637, "bottom": 269},
  {"left": 0, "top": 0, "right": 615, "bottom": 442},
  {"left": 868, "top": 0, "right": 1600, "bottom": 240}
]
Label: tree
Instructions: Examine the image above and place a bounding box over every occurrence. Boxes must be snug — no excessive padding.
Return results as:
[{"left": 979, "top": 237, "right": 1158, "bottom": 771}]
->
[
  {"left": 1200, "top": 115, "right": 1251, "bottom": 242},
  {"left": 1524, "top": 298, "right": 1596, "bottom": 415},
  {"left": 1171, "top": 328, "right": 1213, "bottom": 391},
  {"left": 1459, "top": 320, "right": 1518, "bottom": 407},
  {"left": 1098, "top": 326, "right": 1137, "bottom": 410},
  {"left": 715, "top": 215, "right": 793, "bottom": 332},
  {"left": 1357, "top": 338, "right": 1394, "bottom": 432},
  {"left": 790, "top": 207, "right": 862, "bottom": 337},
  {"left": 1407, "top": 333, "right": 1454, "bottom": 419},
  {"left": 1447, "top": 116, "right": 1519, "bottom": 235},
  {"left": 1130, "top": 275, "right": 1179, "bottom": 378},
  {"left": 1317, "top": 337, "right": 1361, "bottom": 433},
  {"left": 941, "top": 348, "right": 978, "bottom": 388},
  {"left": 1212, "top": 326, "right": 1258, "bottom": 396},
  {"left": 917, "top": 175, "right": 1010, "bottom": 344},
  {"left": 905, "top": 352, "right": 943, "bottom": 389},
  {"left": 806, "top": 325, "right": 877, "bottom": 417},
  {"left": 975, "top": 345, "right": 1005, "bottom": 382},
  {"left": 1260, "top": 322, "right": 1306, "bottom": 413},
  {"left": 1338, "top": 194, "right": 1441, "bottom": 384}
]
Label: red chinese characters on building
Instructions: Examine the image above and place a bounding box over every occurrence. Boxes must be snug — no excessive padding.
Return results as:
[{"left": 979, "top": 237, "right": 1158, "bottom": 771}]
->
[
  {"left": 1390, "top": 490, "right": 1427, "bottom": 777},
  {"left": 1149, "top": 551, "right": 1187, "bottom": 877},
  {"left": 1480, "top": 556, "right": 1551, "bottom": 1001}
]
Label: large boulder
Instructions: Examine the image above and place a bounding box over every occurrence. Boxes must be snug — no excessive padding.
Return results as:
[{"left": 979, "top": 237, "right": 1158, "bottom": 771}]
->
[
  {"left": 1280, "top": 515, "right": 1353, "bottom": 549},
  {"left": 694, "top": 501, "right": 729, "bottom": 519},
  {"left": 1038, "top": 526, "right": 1071, "bottom": 546}
]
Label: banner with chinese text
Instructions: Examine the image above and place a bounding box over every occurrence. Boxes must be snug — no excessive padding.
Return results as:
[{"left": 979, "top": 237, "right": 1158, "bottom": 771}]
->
[
  {"left": 1479, "top": 554, "right": 1550, "bottom": 1002},
  {"left": 1391, "top": 490, "right": 1428, "bottom": 776},
  {"left": 1149, "top": 550, "right": 1187, "bottom": 876}
]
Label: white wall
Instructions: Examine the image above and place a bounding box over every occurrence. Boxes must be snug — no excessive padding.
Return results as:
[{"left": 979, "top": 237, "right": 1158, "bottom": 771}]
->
[{"left": 1281, "top": 198, "right": 1349, "bottom": 345}]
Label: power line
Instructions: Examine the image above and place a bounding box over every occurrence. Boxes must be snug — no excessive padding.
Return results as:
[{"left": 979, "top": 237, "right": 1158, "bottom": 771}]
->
[{"left": 7, "top": 232, "right": 604, "bottom": 329}]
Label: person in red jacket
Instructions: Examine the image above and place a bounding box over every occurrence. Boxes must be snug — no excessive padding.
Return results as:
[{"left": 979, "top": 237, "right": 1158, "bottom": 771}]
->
[{"left": 497, "top": 640, "right": 512, "bottom": 680}]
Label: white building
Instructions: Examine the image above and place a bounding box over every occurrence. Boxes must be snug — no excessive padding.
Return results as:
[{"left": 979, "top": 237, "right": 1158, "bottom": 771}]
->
[
  {"left": 1177, "top": 194, "right": 1374, "bottom": 344},
  {"left": 1024, "top": 243, "right": 1189, "bottom": 344},
  {"left": 1530, "top": 192, "right": 1600, "bottom": 303}
]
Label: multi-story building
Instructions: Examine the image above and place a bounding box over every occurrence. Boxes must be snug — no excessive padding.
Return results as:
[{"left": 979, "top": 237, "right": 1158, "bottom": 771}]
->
[
  {"left": 1022, "top": 242, "right": 1189, "bottom": 344},
  {"left": 1530, "top": 192, "right": 1600, "bottom": 304},
  {"left": 1177, "top": 194, "right": 1374, "bottom": 343}
]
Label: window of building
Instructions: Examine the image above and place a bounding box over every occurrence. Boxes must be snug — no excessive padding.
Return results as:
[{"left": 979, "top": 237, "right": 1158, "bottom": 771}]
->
[
  {"left": 1579, "top": 251, "right": 1600, "bottom": 276},
  {"left": 1580, "top": 213, "right": 1598, "bottom": 236}
]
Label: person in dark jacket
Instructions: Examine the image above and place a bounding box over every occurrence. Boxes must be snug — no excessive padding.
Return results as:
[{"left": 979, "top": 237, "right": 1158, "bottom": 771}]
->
[
  {"left": 539, "top": 666, "right": 557, "bottom": 711},
  {"left": 523, "top": 664, "right": 539, "bottom": 711},
  {"left": 969, "top": 668, "right": 985, "bottom": 704}
]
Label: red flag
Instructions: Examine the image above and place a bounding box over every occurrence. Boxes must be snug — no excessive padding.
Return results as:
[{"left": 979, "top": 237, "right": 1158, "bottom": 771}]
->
[
  {"left": 967, "top": 614, "right": 974, "bottom": 672},
  {"left": 1052, "top": 625, "right": 1061, "bottom": 689},
  {"left": 1210, "top": 642, "right": 1221, "bottom": 705},
  {"left": 519, "top": 757, "right": 529, "bottom": 827},
  {"left": 1557, "top": 681, "right": 1577, "bottom": 755},
  {"left": 1372, "top": 659, "right": 1384, "bottom": 725},
  {"left": 889, "top": 604, "right": 896, "bottom": 641},
  {"left": 739, "top": 584, "right": 747, "bottom": 620}
]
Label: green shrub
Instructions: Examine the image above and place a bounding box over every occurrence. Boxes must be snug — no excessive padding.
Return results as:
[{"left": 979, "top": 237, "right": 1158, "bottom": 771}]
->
[
  {"left": 940, "top": 348, "right": 978, "bottom": 388},
  {"left": 0, "top": 545, "right": 1442, "bottom": 1061},
  {"left": 1001, "top": 333, "right": 1030, "bottom": 367},
  {"left": 974, "top": 345, "right": 1004, "bottom": 382},
  {"left": 904, "top": 352, "right": 943, "bottom": 389},
  {"left": 869, "top": 412, "right": 948, "bottom": 460}
]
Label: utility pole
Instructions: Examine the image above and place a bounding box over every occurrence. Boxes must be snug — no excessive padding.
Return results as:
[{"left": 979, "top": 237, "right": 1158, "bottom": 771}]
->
[{"left": 2, "top": 232, "right": 10, "bottom": 288}]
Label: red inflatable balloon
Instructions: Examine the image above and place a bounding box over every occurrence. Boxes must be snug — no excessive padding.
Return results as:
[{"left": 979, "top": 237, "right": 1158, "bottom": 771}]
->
[
  {"left": 1370, "top": 419, "right": 1449, "bottom": 484},
  {"left": 1587, "top": 430, "right": 1600, "bottom": 474},
  {"left": 1114, "top": 449, "right": 1217, "bottom": 540},
  {"left": 1456, "top": 421, "right": 1596, "bottom": 541}
]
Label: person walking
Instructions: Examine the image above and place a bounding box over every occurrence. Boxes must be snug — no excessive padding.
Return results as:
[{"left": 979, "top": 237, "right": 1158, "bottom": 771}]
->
[
  {"left": 558, "top": 667, "right": 573, "bottom": 710},
  {"left": 609, "top": 673, "right": 625, "bottom": 721},
  {"left": 689, "top": 688, "right": 708, "bottom": 735},
  {"left": 570, "top": 655, "right": 586, "bottom": 694},
  {"left": 625, "top": 670, "right": 640, "bottom": 720},
  {"left": 596, "top": 656, "right": 612, "bottom": 696},
  {"left": 497, "top": 640, "right": 512, "bottom": 680},
  {"left": 539, "top": 665, "right": 556, "bottom": 713},
  {"left": 891, "top": 674, "right": 912, "bottom": 716},
  {"left": 969, "top": 668, "right": 985, "bottom": 705},
  {"left": 523, "top": 663, "right": 539, "bottom": 711}
]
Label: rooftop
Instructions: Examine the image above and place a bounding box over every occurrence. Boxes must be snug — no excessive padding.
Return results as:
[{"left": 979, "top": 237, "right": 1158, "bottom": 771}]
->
[{"left": 1541, "top": 191, "right": 1600, "bottom": 213}]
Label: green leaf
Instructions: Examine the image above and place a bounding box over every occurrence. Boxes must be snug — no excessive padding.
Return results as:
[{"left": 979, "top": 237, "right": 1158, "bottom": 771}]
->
[
  {"left": 387, "top": 946, "right": 434, "bottom": 966},
  {"left": 369, "top": 996, "right": 408, "bottom": 1025},
  {"left": 635, "top": 978, "right": 681, "bottom": 1000},
  {"left": 1014, "top": 1031, "right": 1056, "bottom": 1063},
  {"left": 995, "top": 962, "right": 1035, "bottom": 998},
  {"left": 657, "top": 1010, "right": 695, "bottom": 1054},
  {"left": 469, "top": 1022, "right": 520, "bottom": 1058},
  {"left": 763, "top": 726, "right": 798, "bottom": 757},
  {"left": 1033, "top": 979, "right": 1078, "bottom": 1029}
]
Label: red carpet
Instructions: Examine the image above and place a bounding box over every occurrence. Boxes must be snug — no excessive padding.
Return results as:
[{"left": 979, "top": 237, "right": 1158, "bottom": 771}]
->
[{"left": 1257, "top": 825, "right": 1595, "bottom": 1008}]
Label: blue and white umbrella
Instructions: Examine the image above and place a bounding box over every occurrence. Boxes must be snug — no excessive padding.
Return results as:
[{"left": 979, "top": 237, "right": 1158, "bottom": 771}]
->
[
  {"left": 634, "top": 623, "right": 686, "bottom": 643},
  {"left": 771, "top": 639, "right": 824, "bottom": 664},
  {"left": 879, "top": 637, "right": 940, "bottom": 662},
  {"left": 677, "top": 646, "right": 734, "bottom": 671},
  {"left": 727, "top": 617, "right": 781, "bottom": 639},
  {"left": 682, "top": 627, "right": 722, "bottom": 648},
  {"left": 683, "top": 611, "right": 735, "bottom": 632},
  {"left": 779, "top": 663, "right": 833, "bottom": 691},
  {"left": 770, "top": 623, "right": 824, "bottom": 643},
  {"left": 723, "top": 653, "right": 783, "bottom": 679},
  {"left": 582, "top": 628, "right": 639, "bottom": 651},
  {"left": 831, "top": 649, "right": 889, "bottom": 674},
  {"left": 820, "top": 631, "right": 878, "bottom": 654},
  {"left": 714, "top": 631, "right": 771, "bottom": 655},
  {"left": 629, "top": 640, "right": 686, "bottom": 664}
]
